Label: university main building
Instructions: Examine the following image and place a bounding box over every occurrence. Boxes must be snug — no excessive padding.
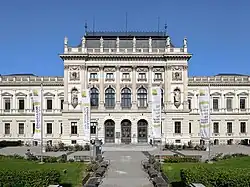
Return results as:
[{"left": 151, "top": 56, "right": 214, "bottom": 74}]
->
[{"left": 0, "top": 31, "right": 249, "bottom": 146}]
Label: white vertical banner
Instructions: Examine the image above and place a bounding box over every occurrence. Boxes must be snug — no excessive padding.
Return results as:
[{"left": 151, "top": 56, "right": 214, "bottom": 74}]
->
[
  {"left": 32, "top": 89, "right": 42, "bottom": 140},
  {"left": 198, "top": 87, "right": 210, "bottom": 139},
  {"left": 151, "top": 87, "right": 162, "bottom": 139},
  {"left": 81, "top": 89, "right": 91, "bottom": 142}
]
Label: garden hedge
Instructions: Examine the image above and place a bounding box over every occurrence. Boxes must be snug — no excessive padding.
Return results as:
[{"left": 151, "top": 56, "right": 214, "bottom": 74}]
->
[
  {"left": 163, "top": 156, "right": 199, "bottom": 163},
  {"left": 180, "top": 166, "right": 250, "bottom": 187},
  {"left": 0, "top": 169, "right": 61, "bottom": 187},
  {"left": 0, "top": 140, "right": 22, "bottom": 148}
]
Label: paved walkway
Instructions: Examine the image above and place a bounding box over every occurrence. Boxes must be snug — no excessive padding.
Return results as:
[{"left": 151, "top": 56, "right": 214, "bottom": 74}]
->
[{"left": 100, "top": 150, "right": 153, "bottom": 187}]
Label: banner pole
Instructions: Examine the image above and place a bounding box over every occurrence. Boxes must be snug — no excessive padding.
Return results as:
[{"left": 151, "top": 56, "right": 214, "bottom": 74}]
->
[
  {"left": 208, "top": 83, "right": 211, "bottom": 162},
  {"left": 40, "top": 83, "right": 44, "bottom": 163}
]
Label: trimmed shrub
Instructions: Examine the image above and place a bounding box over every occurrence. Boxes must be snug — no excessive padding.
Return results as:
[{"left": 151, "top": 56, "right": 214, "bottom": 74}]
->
[
  {"left": 0, "top": 140, "right": 22, "bottom": 148},
  {"left": 163, "top": 156, "right": 199, "bottom": 163},
  {"left": 0, "top": 169, "right": 60, "bottom": 187},
  {"left": 180, "top": 167, "right": 250, "bottom": 187}
]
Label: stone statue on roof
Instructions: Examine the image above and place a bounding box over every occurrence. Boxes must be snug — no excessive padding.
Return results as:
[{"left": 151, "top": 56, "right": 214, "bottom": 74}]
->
[
  {"left": 166, "top": 36, "right": 171, "bottom": 47},
  {"left": 64, "top": 37, "right": 68, "bottom": 46},
  {"left": 149, "top": 37, "right": 152, "bottom": 48},
  {"left": 81, "top": 36, "right": 86, "bottom": 48},
  {"left": 183, "top": 37, "right": 187, "bottom": 47}
]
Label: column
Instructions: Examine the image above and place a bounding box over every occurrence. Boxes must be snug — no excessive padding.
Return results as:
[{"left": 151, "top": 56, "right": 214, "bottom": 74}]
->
[
  {"left": 63, "top": 65, "right": 69, "bottom": 110},
  {"left": 183, "top": 65, "right": 189, "bottom": 110},
  {"left": 99, "top": 66, "right": 104, "bottom": 109},
  {"left": 84, "top": 65, "right": 88, "bottom": 89},
  {"left": 148, "top": 66, "right": 152, "bottom": 109},
  {"left": 80, "top": 65, "right": 85, "bottom": 91},
  {"left": 115, "top": 66, "right": 121, "bottom": 109},
  {"left": 55, "top": 91, "right": 58, "bottom": 111},
  {"left": 221, "top": 91, "right": 224, "bottom": 112},
  {"left": 13, "top": 90, "right": 16, "bottom": 113},
  {"left": 132, "top": 66, "right": 137, "bottom": 109}
]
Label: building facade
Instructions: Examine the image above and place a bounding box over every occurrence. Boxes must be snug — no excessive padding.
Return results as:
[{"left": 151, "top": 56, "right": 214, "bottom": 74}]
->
[{"left": 0, "top": 31, "right": 249, "bottom": 146}]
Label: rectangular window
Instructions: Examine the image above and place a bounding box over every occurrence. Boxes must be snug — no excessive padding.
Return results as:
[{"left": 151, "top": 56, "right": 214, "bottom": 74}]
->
[
  {"left": 18, "top": 123, "right": 24, "bottom": 134},
  {"left": 188, "top": 99, "right": 192, "bottom": 110},
  {"left": 46, "top": 123, "right": 52, "bottom": 134},
  {"left": 4, "top": 99, "right": 10, "bottom": 110},
  {"left": 18, "top": 99, "right": 25, "bottom": 110},
  {"left": 90, "top": 73, "right": 98, "bottom": 79},
  {"left": 71, "top": 122, "right": 77, "bottom": 134},
  {"left": 32, "top": 103, "right": 35, "bottom": 111},
  {"left": 226, "top": 98, "right": 233, "bottom": 110},
  {"left": 5, "top": 123, "right": 10, "bottom": 134},
  {"left": 213, "top": 122, "right": 219, "bottom": 133},
  {"left": 71, "top": 140, "right": 77, "bottom": 144},
  {"left": 174, "top": 121, "right": 181, "bottom": 134},
  {"left": 154, "top": 73, "right": 162, "bottom": 80},
  {"left": 106, "top": 73, "right": 114, "bottom": 79},
  {"left": 189, "top": 122, "right": 192, "bottom": 134},
  {"left": 227, "top": 122, "right": 232, "bottom": 134},
  {"left": 138, "top": 73, "right": 146, "bottom": 80},
  {"left": 33, "top": 123, "right": 35, "bottom": 134},
  {"left": 47, "top": 99, "right": 52, "bottom": 110},
  {"left": 90, "top": 122, "right": 97, "bottom": 134},
  {"left": 60, "top": 100, "right": 64, "bottom": 110},
  {"left": 60, "top": 123, "right": 63, "bottom": 134},
  {"left": 122, "top": 73, "right": 130, "bottom": 79},
  {"left": 240, "top": 98, "right": 246, "bottom": 110},
  {"left": 240, "top": 122, "right": 246, "bottom": 133},
  {"left": 213, "top": 98, "right": 219, "bottom": 110}
]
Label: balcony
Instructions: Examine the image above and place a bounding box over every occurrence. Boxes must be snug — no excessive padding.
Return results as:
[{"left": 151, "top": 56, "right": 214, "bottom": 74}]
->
[{"left": 0, "top": 109, "right": 62, "bottom": 115}]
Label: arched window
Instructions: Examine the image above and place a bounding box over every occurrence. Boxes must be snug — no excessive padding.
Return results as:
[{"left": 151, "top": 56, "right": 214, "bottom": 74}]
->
[
  {"left": 105, "top": 86, "right": 115, "bottom": 108},
  {"left": 90, "top": 87, "right": 99, "bottom": 107},
  {"left": 161, "top": 89, "right": 164, "bottom": 107},
  {"left": 137, "top": 87, "right": 147, "bottom": 108},
  {"left": 121, "top": 87, "right": 131, "bottom": 108}
]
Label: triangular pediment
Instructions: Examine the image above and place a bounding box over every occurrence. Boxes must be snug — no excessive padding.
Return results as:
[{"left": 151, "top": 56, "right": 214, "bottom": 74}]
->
[
  {"left": 58, "top": 92, "right": 64, "bottom": 96},
  {"left": 1, "top": 92, "right": 13, "bottom": 97},
  {"left": 16, "top": 92, "right": 27, "bottom": 96},
  {"left": 238, "top": 92, "right": 248, "bottom": 96},
  {"left": 44, "top": 92, "right": 55, "bottom": 96},
  {"left": 224, "top": 92, "right": 235, "bottom": 96},
  {"left": 188, "top": 92, "right": 194, "bottom": 96},
  {"left": 210, "top": 92, "right": 221, "bottom": 96}
]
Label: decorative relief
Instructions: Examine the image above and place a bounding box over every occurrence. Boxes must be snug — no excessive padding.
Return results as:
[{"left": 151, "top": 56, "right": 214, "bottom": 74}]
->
[
  {"left": 70, "top": 71, "right": 80, "bottom": 81},
  {"left": 69, "top": 65, "right": 81, "bottom": 71},
  {"left": 152, "top": 67, "right": 164, "bottom": 72},
  {"left": 172, "top": 71, "right": 182, "bottom": 81},
  {"left": 71, "top": 88, "right": 78, "bottom": 108},
  {"left": 173, "top": 88, "right": 181, "bottom": 108},
  {"left": 120, "top": 84, "right": 132, "bottom": 90},
  {"left": 120, "top": 67, "right": 132, "bottom": 72},
  {"left": 88, "top": 67, "right": 100, "bottom": 72},
  {"left": 104, "top": 67, "right": 116, "bottom": 72},
  {"left": 136, "top": 67, "right": 148, "bottom": 72},
  {"left": 64, "top": 65, "right": 69, "bottom": 70}
]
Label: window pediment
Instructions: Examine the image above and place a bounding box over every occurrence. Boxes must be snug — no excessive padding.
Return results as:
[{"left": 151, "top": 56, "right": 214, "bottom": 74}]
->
[
  {"left": 15, "top": 92, "right": 27, "bottom": 96},
  {"left": 58, "top": 92, "right": 64, "bottom": 96},
  {"left": 188, "top": 92, "right": 194, "bottom": 96},
  {"left": 44, "top": 92, "right": 55, "bottom": 97},
  {"left": 1, "top": 92, "right": 13, "bottom": 97},
  {"left": 210, "top": 92, "right": 221, "bottom": 96},
  {"left": 224, "top": 92, "right": 235, "bottom": 96},
  {"left": 238, "top": 92, "right": 248, "bottom": 96}
]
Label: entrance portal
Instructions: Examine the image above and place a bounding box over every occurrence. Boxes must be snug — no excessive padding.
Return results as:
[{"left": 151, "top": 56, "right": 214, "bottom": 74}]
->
[
  {"left": 121, "top": 119, "right": 131, "bottom": 144},
  {"left": 137, "top": 119, "right": 148, "bottom": 143},
  {"left": 104, "top": 120, "right": 115, "bottom": 143}
]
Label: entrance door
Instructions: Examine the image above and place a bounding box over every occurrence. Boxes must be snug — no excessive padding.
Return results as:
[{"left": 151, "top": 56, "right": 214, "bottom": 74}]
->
[
  {"left": 105, "top": 120, "right": 115, "bottom": 143},
  {"left": 121, "top": 120, "right": 131, "bottom": 144},
  {"left": 137, "top": 120, "right": 148, "bottom": 143}
]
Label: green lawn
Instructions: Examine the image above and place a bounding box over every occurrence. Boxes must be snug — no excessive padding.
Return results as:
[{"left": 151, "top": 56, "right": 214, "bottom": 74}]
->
[
  {"left": 0, "top": 157, "right": 85, "bottom": 187},
  {"left": 162, "top": 157, "right": 250, "bottom": 186}
]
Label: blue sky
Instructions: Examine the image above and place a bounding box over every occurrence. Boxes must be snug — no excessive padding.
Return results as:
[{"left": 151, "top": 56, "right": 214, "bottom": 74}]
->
[{"left": 0, "top": 0, "right": 249, "bottom": 76}]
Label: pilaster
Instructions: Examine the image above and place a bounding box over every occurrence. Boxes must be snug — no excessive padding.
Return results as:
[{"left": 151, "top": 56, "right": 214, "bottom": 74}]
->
[
  {"left": 63, "top": 65, "right": 69, "bottom": 111},
  {"left": 148, "top": 66, "right": 153, "bottom": 109},
  {"left": 164, "top": 65, "right": 171, "bottom": 110},
  {"left": 132, "top": 66, "right": 137, "bottom": 110},
  {"left": 115, "top": 66, "right": 121, "bottom": 110},
  {"left": 183, "top": 65, "right": 189, "bottom": 110},
  {"left": 99, "top": 65, "right": 105, "bottom": 110}
]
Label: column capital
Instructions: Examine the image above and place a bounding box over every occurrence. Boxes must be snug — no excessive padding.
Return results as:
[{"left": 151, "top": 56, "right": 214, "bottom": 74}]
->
[
  {"left": 148, "top": 65, "right": 153, "bottom": 70},
  {"left": 64, "top": 65, "right": 69, "bottom": 70},
  {"left": 80, "top": 65, "right": 86, "bottom": 70}
]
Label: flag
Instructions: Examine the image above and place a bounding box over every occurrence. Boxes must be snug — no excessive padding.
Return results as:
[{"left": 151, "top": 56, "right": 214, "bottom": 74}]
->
[
  {"left": 32, "top": 88, "right": 42, "bottom": 140},
  {"left": 198, "top": 87, "right": 210, "bottom": 139},
  {"left": 81, "top": 89, "right": 91, "bottom": 142},
  {"left": 151, "top": 87, "right": 162, "bottom": 139}
]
